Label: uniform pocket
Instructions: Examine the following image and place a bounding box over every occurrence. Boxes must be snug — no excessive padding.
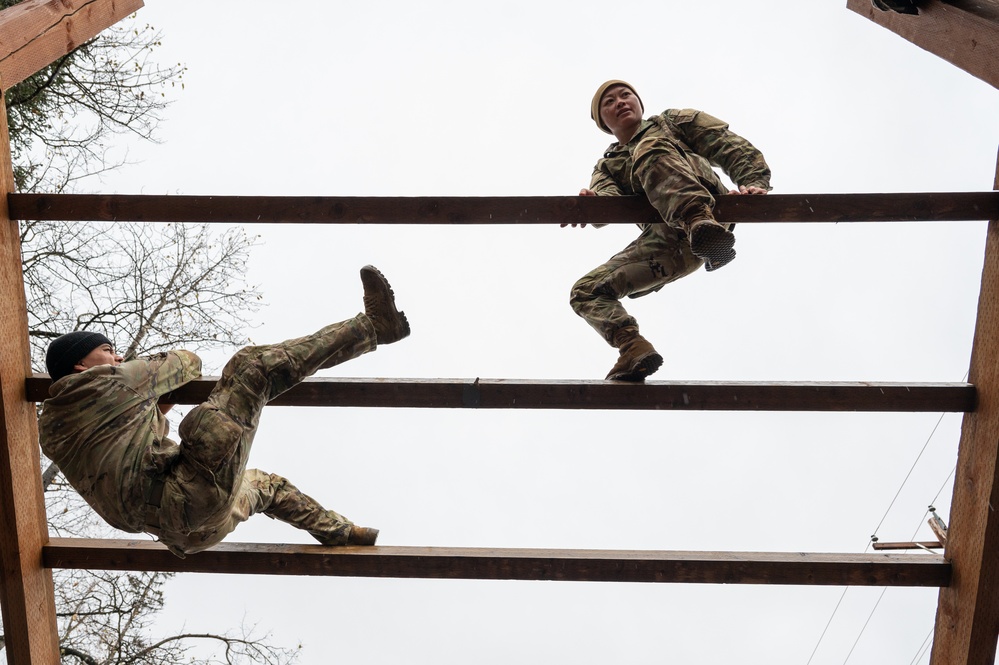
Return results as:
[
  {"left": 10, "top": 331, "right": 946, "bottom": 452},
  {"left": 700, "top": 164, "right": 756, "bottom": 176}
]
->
[{"left": 178, "top": 405, "right": 244, "bottom": 472}]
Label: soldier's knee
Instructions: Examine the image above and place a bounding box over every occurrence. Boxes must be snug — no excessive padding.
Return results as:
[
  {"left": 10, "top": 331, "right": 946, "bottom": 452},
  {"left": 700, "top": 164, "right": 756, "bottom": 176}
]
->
[
  {"left": 633, "top": 136, "right": 682, "bottom": 163},
  {"left": 222, "top": 346, "right": 264, "bottom": 376},
  {"left": 569, "top": 280, "right": 596, "bottom": 310},
  {"left": 178, "top": 405, "right": 244, "bottom": 472},
  {"left": 257, "top": 346, "right": 299, "bottom": 376}
]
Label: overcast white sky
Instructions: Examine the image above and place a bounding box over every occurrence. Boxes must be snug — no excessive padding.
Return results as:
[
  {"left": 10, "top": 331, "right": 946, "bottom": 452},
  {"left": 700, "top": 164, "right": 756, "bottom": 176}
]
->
[{"left": 52, "top": 0, "right": 999, "bottom": 663}]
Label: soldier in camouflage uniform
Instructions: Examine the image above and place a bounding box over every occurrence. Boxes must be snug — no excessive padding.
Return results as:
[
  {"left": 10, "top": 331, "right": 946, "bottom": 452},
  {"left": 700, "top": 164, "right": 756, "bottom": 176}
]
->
[
  {"left": 39, "top": 265, "right": 409, "bottom": 557},
  {"left": 565, "top": 80, "right": 772, "bottom": 381}
]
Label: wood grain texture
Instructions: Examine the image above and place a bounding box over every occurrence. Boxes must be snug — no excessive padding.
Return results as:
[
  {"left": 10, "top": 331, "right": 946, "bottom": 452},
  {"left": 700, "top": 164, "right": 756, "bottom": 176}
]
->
[
  {"left": 0, "top": 0, "right": 144, "bottom": 90},
  {"left": 43, "top": 538, "right": 951, "bottom": 587},
  {"left": 8, "top": 191, "right": 999, "bottom": 224},
  {"left": 25, "top": 376, "right": 978, "bottom": 412},
  {"left": 872, "top": 541, "right": 943, "bottom": 551},
  {"left": 846, "top": 0, "right": 999, "bottom": 89},
  {"left": 929, "top": 149, "right": 999, "bottom": 665},
  {"left": 0, "top": 90, "right": 58, "bottom": 662}
]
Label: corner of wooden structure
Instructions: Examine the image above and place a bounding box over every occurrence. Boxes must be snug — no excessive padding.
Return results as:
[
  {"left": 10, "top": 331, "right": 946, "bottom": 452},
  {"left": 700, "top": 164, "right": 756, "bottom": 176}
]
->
[{"left": 929, "top": 145, "right": 999, "bottom": 665}]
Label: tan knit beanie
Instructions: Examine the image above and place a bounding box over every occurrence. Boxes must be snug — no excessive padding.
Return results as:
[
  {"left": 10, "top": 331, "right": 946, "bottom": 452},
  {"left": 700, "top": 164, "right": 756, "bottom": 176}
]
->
[{"left": 590, "top": 80, "right": 643, "bottom": 134}]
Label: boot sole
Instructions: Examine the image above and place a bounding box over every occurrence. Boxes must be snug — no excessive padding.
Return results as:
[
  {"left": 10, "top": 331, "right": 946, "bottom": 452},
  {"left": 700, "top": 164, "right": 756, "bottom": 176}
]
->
[
  {"left": 360, "top": 265, "right": 411, "bottom": 343},
  {"left": 691, "top": 223, "right": 736, "bottom": 271},
  {"left": 606, "top": 352, "right": 663, "bottom": 382},
  {"left": 704, "top": 248, "right": 736, "bottom": 272}
]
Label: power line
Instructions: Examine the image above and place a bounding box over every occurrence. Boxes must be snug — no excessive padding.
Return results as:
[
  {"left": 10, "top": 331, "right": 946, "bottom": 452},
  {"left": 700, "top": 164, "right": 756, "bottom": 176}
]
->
[
  {"left": 843, "top": 468, "right": 955, "bottom": 664},
  {"left": 908, "top": 627, "right": 934, "bottom": 665},
  {"left": 843, "top": 588, "right": 888, "bottom": 662},
  {"left": 806, "top": 405, "right": 955, "bottom": 665}
]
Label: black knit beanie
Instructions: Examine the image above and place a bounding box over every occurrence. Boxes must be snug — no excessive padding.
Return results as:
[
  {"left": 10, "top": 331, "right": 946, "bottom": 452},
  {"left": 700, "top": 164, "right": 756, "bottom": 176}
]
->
[{"left": 45, "top": 331, "right": 113, "bottom": 381}]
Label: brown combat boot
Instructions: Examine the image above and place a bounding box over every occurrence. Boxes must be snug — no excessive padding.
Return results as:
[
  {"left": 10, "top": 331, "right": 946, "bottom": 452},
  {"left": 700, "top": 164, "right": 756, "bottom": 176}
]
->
[
  {"left": 688, "top": 218, "right": 736, "bottom": 272},
  {"left": 360, "top": 265, "right": 410, "bottom": 344},
  {"left": 346, "top": 525, "right": 379, "bottom": 546},
  {"left": 606, "top": 326, "right": 663, "bottom": 382}
]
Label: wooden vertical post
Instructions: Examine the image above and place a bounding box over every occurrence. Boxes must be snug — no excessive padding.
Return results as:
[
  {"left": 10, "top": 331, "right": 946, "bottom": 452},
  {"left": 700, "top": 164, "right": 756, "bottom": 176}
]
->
[
  {"left": 0, "top": 0, "right": 144, "bottom": 656},
  {"left": 0, "top": 84, "right": 59, "bottom": 662},
  {"left": 929, "top": 147, "right": 999, "bottom": 664}
]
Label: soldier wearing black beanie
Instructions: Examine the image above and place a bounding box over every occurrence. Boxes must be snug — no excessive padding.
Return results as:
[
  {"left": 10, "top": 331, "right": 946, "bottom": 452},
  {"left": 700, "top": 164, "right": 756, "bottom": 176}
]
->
[
  {"left": 37, "top": 265, "right": 408, "bottom": 556},
  {"left": 45, "top": 331, "right": 114, "bottom": 381}
]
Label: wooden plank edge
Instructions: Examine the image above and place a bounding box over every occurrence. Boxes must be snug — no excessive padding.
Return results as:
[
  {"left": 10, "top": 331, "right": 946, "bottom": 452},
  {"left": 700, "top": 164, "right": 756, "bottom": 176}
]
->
[
  {"left": 43, "top": 538, "right": 951, "bottom": 587},
  {"left": 872, "top": 541, "right": 944, "bottom": 551},
  {"left": 846, "top": 0, "right": 999, "bottom": 90},
  {"left": 0, "top": 79, "right": 60, "bottom": 663},
  {"left": 8, "top": 192, "right": 999, "bottom": 224},
  {"left": 0, "top": 0, "right": 145, "bottom": 91},
  {"left": 26, "top": 376, "right": 977, "bottom": 412},
  {"left": 928, "top": 146, "right": 999, "bottom": 665}
]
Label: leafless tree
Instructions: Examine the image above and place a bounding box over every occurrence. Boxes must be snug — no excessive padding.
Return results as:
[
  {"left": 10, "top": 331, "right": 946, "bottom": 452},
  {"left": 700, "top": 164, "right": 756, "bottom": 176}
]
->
[
  {"left": 22, "top": 219, "right": 262, "bottom": 364},
  {"left": 52, "top": 567, "right": 298, "bottom": 665},
  {"left": 0, "top": 3, "right": 297, "bottom": 663},
  {"left": 42, "top": 456, "right": 297, "bottom": 665},
  {"left": 3, "top": 2, "right": 186, "bottom": 192}
]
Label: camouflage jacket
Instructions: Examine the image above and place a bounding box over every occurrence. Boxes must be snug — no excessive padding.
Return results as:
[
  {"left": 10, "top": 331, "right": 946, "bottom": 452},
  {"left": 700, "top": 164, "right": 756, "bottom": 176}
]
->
[
  {"left": 38, "top": 351, "right": 202, "bottom": 532},
  {"left": 589, "top": 108, "right": 771, "bottom": 225}
]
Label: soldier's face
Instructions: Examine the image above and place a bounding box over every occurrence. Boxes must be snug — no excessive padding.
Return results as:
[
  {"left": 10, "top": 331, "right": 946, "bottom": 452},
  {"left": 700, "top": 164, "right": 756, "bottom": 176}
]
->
[
  {"left": 599, "top": 85, "right": 642, "bottom": 136},
  {"left": 74, "top": 344, "right": 124, "bottom": 373}
]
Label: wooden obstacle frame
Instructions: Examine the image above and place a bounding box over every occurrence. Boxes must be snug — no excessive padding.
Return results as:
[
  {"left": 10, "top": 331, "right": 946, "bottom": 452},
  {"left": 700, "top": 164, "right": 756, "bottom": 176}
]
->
[{"left": 2, "top": 1, "right": 999, "bottom": 663}]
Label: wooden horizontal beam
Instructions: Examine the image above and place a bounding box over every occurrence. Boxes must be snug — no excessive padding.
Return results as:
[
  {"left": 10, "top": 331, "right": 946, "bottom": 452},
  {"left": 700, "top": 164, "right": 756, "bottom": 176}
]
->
[
  {"left": 8, "top": 191, "right": 999, "bottom": 225},
  {"left": 0, "top": 0, "right": 143, "bottom": 91},
  {"left": 846, "top": 0, "right": 999, "bottom": 90},
  {"left": 25, "top": 376, "right": 978, "bottom": 412},
  {"left": 872, "top": 541, "right": 943, "bottom": 551},
  {"left": 43, "top": 538, "right": 951, "bottom": 587}
]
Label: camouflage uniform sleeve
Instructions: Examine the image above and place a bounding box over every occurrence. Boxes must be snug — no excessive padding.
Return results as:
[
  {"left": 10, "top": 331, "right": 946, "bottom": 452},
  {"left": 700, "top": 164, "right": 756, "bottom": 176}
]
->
[
  {"left": 582, "top": 161, "right": 625, "bottom": 229},
  {"left": 589, "top": 162, "right": 625, "bottom": 196},
  {"left": 116, "top": 350, "right": 202, "bottom": 399},
  {"left": 668, "top": 109, "right": 772, "bottom": 191}
]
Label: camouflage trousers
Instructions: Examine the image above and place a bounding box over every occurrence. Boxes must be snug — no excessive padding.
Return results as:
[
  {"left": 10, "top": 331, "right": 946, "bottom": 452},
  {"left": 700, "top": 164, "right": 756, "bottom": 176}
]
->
[
  {"left": 570, "top": 223, "right": 703, "bottom": 345},
  {"left": 152, "top": 313, "right": 377, "bottom": 556},
  {"left": 632, "top": 133, "right": 724, "bottom": 226},
  {"left": 574, "top": 132, "right": 733, "bottom": 345}
]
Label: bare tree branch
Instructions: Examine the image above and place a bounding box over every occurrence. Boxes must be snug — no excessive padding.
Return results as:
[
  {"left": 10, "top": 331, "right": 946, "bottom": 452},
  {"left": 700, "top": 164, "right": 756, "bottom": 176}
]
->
[
  {"left": 0, "top": 3, "right": 294, "bottom": 662},
  {"left": 60, "top": 644, "right": 100, "bottom": 665},
  {"left": 3, "top": 4, "right": 187, "bottom": 191}
]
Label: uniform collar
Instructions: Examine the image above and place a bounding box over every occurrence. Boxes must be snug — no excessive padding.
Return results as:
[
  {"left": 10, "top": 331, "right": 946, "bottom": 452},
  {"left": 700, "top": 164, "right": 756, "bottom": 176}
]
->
[{"left": 606, "top": 118, "right": 653, "bottom": 151}]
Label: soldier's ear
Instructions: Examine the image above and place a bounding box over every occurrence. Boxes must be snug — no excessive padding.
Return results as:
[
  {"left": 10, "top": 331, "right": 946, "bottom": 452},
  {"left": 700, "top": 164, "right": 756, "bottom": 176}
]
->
[{"left": 72, "top": 362, "right": 88, "bottom": 373}]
